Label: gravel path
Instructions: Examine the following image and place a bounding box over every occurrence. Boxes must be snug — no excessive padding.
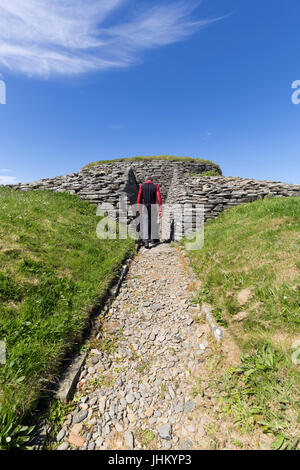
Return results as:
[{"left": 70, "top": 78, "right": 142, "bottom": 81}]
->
[{"left": 54, "top": 243, "right": 260, "bottom": 451}]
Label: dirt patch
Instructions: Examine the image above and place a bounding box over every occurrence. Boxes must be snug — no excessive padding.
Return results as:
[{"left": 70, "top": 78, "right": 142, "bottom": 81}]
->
[
  {"left": 269, "top": 333, "right": 300, "bottom": 353},
  {"left": 221, "top": 337, "right": 241, "bottom": 367},
  {"left": 231, "top": 311, "right": 249, "bottom": 322},
  {"left": 237, "top": 289, "right": 251, "bottom": 305},
  {"left": 102, "top": 320, "right": 121, "bottom": 334},
  {"left": 186, "top": 279, "right": 203, "bottom": 293}
]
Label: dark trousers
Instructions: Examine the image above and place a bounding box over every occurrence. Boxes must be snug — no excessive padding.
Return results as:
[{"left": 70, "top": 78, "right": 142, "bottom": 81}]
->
[{"left": 141, "top": 205, "right": 159, "bottom": 242}]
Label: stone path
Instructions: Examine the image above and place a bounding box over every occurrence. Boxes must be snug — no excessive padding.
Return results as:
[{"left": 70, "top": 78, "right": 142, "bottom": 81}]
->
[{"left": 54, "top": 243, "right": 261, "bottom": 451}]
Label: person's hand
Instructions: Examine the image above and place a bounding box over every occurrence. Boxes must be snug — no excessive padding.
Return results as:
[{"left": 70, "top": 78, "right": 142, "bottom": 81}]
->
[{"left": 159, "top": 210, "right": 162, "bottom": 218}]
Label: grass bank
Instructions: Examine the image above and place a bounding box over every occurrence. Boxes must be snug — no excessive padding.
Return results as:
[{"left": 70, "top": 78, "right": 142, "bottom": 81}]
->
[
  {"left": 83, "top": 155, "right": 221, "bottom": 171},
  {"left": 185, "top": 197, "right": 300, "bottom": 449},
  {"left": 0, "top": 188, "right": 134, "bottom": 447}
]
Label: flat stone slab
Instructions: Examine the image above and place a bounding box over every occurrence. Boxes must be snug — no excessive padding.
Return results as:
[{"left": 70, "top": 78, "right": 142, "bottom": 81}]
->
[
  {"left": 56, "top": 352, "right": 88, "bottom": 403},
  {"left": 157, "top": 423, "right": 172, "bottom": 440}
]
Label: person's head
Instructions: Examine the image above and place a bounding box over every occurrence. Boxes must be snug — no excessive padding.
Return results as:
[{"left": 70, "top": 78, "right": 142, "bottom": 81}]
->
[{"left": 145, "top": 175, "right": 152, "bottom": 182}]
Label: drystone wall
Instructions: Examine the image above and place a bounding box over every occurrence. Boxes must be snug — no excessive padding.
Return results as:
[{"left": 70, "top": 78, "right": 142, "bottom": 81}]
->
[
  {"left": 9, "top": 160, "right": 220, "bottom": 206},
  {"left": 167, "top": 174, "right": 300, "bottom": 239},
  {"left": 7, "top": 160, "right": 300, "bottom": 241}
]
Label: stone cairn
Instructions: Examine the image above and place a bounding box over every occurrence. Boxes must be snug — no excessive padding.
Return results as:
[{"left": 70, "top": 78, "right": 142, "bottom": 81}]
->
[{"left": 7, "top": 160, "right": 300, "bottom": 241}]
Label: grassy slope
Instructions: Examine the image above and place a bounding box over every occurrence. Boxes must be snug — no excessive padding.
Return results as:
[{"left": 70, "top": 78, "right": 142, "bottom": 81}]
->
[
  {"left": 83, "top": 155, "right": 221, "bottom": 170},
  {"left": 0, "top": 188, "right": 134, "bottom": 422},
  {"left": 186, "top": 197, "right": 300, "bottom": 449}
]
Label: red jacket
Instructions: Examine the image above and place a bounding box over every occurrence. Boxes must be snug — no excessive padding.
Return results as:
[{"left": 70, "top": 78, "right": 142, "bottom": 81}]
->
[{"left": 137, "top": 180, "right": 162, "bottom": 212}]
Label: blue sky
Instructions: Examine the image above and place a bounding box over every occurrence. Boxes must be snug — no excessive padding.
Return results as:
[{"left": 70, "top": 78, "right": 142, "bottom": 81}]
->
[{"left": 0, "top": 0, "right": 299, "bottom": 184}]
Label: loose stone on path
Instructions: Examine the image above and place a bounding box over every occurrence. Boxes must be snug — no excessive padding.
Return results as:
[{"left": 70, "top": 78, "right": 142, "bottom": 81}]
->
[{"left": 50, "top": 243, "right": 235, "bottom": 450}]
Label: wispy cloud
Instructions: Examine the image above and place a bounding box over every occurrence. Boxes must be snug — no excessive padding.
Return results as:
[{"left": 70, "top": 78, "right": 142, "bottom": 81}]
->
[
  {"left": 0, "top": 175, "right": 20, "bottom": 185},
  {"left": 0, "top": 0, "right": 220, "bottom": 77}
]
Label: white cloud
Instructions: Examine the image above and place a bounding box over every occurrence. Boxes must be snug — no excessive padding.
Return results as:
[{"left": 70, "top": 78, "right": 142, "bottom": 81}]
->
[
  {"left": 0, "top": 175, "right": 20, "bottom": 185},
  {"left": 0, "top": 168, "right": 12, "bottom": 172},
  {"left": 0, "top": 0, "right": 220, "bottom": 77}
]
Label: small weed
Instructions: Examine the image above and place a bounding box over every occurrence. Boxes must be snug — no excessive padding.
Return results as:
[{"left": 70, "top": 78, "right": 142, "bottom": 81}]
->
[
  {"left": 114, "top": 366, "right": 127, "bottom": 374},
  {"left": 199, "top": 170, "right": 221, "bottom": 177},
  {"left": 129, "top": 307, "right": 137, "bottom": 314},
  {"left": 97, "top": 374, "right": 115, "bottom": 389},
  {"left": 159, "top": 382, "right": 166, "bottom": 399},
  {"left": 98, "top": 334, "right": 119, "bottom": 355},
  {"left": 195, "top": 315, "right": 205, "bottom": 325},
  {"left": 136, "top": 360, "right": 150, "bottom": 374},
  {"left": 191, "top": 379, "right": 202, "bottom": 398},
  {"left": 80, "top": 344, "right": 90, "bottom": 354},
  {"left": 136, "top": 428, "right": 155, "bottom": 447},
  {"left": 213, "top": 308, "right": 228, "bottom": 327},
  {"left": 42, "top": 399, "right": 75, "bottom": 436},
  {"left": 209, "top": 437, "right": 219, "bottom": 449},
  {"left": 232, "top": 438, "right": 244, "bottom": 449},
  {"left": 0, "top": 405, "right": 34, "bottom": 450}
]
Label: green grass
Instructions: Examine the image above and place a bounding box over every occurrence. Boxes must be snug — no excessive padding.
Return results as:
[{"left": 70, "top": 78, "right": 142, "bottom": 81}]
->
[
  {"left": 191, "top": 169, "right": 221, "bottom": 177},
  {"left": 135, "top": 428, "right": 155, "bottom": 447},
  {"left": 83, "top": 155, "right": 221, "bottom": 170},
  {"left": 185, "top": 197, "right": 300, "bottom": 447},
  {"left": 0, "top": 187, "right": 134, "bottom": 441}
]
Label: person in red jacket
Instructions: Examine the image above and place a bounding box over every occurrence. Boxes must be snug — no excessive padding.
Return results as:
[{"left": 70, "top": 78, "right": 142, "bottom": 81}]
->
[{"left": 137, "top": 178, "right": 162, "bottom": 248}]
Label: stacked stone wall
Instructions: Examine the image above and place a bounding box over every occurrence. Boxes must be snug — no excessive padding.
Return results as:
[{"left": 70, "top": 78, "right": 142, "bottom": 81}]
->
[
  {"left": 8, "top": 160, "right": 220, "bottom": 208},
  {"left": 6, "top": 161, "right": 300, "bottom": 240}
]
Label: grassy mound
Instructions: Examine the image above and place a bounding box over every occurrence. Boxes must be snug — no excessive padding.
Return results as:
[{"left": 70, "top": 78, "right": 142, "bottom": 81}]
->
[
  {"left": 83, "top": 155, "right": 221, "bottom": 171},
  {"left": 0, "top": 188, "right": 134, "bottom": 436},
  {"left": 186, "top": 197, "right": 300, "bottom": 449}
]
